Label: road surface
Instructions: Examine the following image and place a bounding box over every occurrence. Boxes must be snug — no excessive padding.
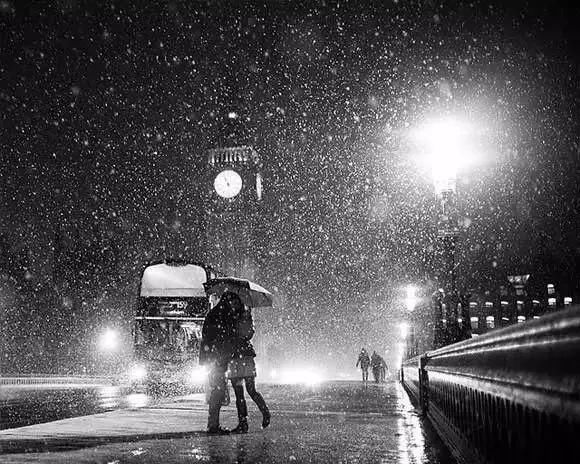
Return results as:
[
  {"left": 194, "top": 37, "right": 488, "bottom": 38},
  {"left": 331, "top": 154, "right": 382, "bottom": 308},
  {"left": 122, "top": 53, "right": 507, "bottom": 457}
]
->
[{"left": 0, "top": 380, "right": 454, "bottom": 463}]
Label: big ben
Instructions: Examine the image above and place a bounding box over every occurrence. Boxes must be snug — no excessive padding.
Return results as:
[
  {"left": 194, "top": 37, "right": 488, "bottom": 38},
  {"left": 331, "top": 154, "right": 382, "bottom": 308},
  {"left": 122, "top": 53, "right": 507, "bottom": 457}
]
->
[{"left": 203, "top": 145, "right": 263, "bottom": 279}]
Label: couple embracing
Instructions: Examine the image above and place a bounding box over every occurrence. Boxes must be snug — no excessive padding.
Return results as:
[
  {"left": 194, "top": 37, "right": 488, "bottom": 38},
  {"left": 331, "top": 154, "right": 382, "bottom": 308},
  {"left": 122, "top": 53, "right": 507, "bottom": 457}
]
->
[{"left": 199, "top": 291, "right": 271, "bottom": 435}]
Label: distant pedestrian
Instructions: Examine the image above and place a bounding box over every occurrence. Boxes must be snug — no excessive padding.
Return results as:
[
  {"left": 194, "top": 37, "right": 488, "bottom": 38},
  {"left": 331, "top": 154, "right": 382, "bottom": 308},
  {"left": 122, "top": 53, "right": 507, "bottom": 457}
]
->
[
  {"left": 356, "top": 348, "right": 371, "bottom": 384},
  {"left": 199, "top": 291, "right": 237, "bottom": 435},
  {"left": 379, "top": 355, "right": 389, "bottom": 382},
  {"left": 370, "top": 350, "right": 382, "bottom": 383},
  {"left": 227, "top": 300, "right": 271, "bottom": 433}
]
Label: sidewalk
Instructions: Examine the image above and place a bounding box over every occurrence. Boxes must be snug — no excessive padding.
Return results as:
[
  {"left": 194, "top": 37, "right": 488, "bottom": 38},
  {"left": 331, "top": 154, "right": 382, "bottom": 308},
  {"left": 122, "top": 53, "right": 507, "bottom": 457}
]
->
[
  {"left": 0, "top": 394, "right": 237, "bottom": 454},
  {"left": 0, "top": 382, "right": 455, "bottom": 464}
]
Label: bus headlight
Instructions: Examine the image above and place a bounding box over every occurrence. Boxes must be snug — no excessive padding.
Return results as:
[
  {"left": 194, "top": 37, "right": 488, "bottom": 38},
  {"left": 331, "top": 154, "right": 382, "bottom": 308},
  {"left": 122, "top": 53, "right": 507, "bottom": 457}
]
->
[
  {"left": 190, "top": 366, "right": 208, "bottom": 384},
  {"left": 129, "top": 365, "right": 147, "bottom": 381},
  {"left": 98, "top": 328, "right": 119, "bottom": 352}
]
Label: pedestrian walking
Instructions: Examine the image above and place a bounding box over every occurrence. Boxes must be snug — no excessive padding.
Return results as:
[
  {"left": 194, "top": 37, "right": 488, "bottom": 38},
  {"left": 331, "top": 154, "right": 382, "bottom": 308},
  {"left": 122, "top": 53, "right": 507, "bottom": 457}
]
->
[
  {"left": 370, "top": 350, "right": 382, "bottom": 383},
  {"left": 356, "top": 348, "right": 371, "bottom": 384},
  {"left": 199, "top": 291, "right": 237, "bottom": 435},
  {"left": 227, "top": 300, "right": 271, "bottom": 433},
  {"left": 379, "top": 355, "right": 389, "bottom": 382}
]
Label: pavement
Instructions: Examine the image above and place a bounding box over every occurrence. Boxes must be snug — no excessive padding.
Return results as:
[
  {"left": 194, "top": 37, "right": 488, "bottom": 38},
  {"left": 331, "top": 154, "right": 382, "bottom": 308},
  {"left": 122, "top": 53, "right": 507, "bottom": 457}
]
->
[{"left": 0, "top": 381, "right": 455, "bottom": 463}]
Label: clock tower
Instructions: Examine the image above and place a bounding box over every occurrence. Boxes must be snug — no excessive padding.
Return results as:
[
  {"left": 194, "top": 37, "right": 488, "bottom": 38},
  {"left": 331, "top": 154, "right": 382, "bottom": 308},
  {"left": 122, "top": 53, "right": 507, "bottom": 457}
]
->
[{"left": 203, "top": 146, "right": 263, "bottom": 278}]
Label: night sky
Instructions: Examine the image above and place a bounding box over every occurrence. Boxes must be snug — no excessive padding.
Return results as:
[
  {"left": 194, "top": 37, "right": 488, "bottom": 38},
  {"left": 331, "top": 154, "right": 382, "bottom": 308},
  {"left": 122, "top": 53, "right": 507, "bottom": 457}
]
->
[{"left": 1, "top": 0, "right": 580, "bottom": 374}]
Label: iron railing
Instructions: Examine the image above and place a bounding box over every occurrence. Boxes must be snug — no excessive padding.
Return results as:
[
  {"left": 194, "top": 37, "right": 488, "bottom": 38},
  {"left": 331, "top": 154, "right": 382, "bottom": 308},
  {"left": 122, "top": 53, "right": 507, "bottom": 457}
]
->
[
  {"left": 401, "top": 306, "right": 580, "bottom": 464},
  {"left": 0, "top": 375, "right": 113, "bottom": 387}
]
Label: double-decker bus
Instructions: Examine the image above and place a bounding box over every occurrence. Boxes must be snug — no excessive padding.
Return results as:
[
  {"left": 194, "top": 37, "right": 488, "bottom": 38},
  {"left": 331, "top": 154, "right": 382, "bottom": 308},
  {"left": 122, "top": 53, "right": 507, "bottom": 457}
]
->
[{"left": 129, "top": 260, "right": 218, "bottom": 393}]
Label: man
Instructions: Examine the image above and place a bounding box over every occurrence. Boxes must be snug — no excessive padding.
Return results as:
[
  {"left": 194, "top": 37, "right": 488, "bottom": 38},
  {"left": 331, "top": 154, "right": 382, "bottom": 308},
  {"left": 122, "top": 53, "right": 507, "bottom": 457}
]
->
[
  {"left": 370, "top": 350, "right": 382, "bottom": 383},
  {"left": 199, "top": 291, "right": 238, "bottom": 434},
  {"left": 356, "top": 348, "right": 371, "bottom": 384},
  {"left": 379, "top": 354, "right": 389, "bottom": 382}
]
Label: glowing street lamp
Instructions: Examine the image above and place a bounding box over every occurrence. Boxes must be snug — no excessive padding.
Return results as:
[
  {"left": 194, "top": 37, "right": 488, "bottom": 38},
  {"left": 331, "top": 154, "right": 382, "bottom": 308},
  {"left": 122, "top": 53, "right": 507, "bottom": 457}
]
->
[
  {"left": 411, "top": 116, "right": 479, "bottom": 348},
  {"left": 399, "top": 321, "right": 410, "bottom": 339},
  {"left": 401, "top": 285, "right": 420, "bottom": 359},
  {"left": 405, "top": 285, "right": 419, "bottom": 312},
  {"left": 411, "top": 117, "right": 476, "bottom": 194}
]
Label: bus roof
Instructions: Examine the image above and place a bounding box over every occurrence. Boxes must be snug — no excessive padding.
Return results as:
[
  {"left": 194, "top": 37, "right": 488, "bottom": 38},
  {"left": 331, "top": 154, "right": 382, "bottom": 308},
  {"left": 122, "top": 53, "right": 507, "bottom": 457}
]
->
[{"left": 140, "top": 263, "right": 208, "bottom": 297}]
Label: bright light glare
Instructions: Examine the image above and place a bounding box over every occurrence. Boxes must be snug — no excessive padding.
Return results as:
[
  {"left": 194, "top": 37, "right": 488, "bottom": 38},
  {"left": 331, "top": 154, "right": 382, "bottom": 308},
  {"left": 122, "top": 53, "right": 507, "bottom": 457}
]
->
[
  {"left": 190, "top": 365, "right": 208, "bottom": 384},
  {"left": 394, "top": 342, "right": 405, "bottom": 369},
  {"left": 411, "top": 117, "right": 478, "bottom": 193},
  {"left": 98, "top": 328, "right": 119, "bottom": 351},
  {"left": 129, "top": 364, "right": 147, "bottom": 381},
  {"left": 405, "top": 285, "right": 418, "bottom": 311},
  {"left": 395, "top": 355, "right": 403, "bottom": 370},
  {"left": 399, "top": 321, "right": 410, "bottom": 339},
  {"left": 276, "top": 367, "right": 324, "bottom": 386},
  {"left": 127, "top": 393, "right": 149, "bottom": 408}
]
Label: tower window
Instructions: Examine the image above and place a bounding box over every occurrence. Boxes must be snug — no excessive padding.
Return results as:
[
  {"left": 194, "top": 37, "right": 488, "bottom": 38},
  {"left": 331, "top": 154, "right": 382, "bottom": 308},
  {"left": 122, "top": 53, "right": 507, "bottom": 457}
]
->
[
  {"left": 486, "top": 316, "right": 495, "bottom": 329},
  {"left": 470, "top": 317, "right": 479, "bottom": 330}
]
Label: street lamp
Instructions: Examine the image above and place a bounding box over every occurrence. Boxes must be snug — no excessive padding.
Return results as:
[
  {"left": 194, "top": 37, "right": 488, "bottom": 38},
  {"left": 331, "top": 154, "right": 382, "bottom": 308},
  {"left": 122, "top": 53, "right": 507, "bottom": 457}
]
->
[
  {"left": 411, "top": 117, "right": 477, "bottom": 348},
  {"left": 401, "top": 285, "right": 421, "bottom": 359},
  {"left": 399, "top": 321, "right": 410, "bottom": 339},
  {"left": 405, "top": 285, "right": 419, "bottom": 312}
]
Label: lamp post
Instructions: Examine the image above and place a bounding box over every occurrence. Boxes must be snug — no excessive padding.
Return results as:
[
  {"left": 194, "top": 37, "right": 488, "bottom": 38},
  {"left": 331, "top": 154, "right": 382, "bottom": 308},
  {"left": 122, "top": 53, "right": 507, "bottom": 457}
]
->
[
  {"left": 403, "top": 285, "right": 419, "bottom": 358},
  {"left": 434, "top": 171, "right": 461, "bottom": 347},
  {"left": 411, "top": 117, "right": 475, "bottom": 348}
]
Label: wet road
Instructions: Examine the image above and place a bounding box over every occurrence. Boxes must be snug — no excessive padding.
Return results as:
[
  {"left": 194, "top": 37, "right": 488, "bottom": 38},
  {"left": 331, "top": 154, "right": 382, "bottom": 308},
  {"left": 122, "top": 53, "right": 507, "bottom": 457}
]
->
[
  {"left": 0, "top": 382, "right": 202, "bottom": 430},
  {"left": 1, "top": 381, "right": 455, "bottom": 463},
  {"left": 1, "top": 385, "right": 130, "bottom": 430}
]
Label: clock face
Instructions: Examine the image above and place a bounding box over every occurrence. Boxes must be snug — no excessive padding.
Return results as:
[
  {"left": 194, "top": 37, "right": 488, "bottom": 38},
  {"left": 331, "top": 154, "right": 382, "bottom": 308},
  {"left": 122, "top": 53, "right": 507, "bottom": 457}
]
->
[{"left": 214, "top": 169, "right": 243, "bottom": 198}]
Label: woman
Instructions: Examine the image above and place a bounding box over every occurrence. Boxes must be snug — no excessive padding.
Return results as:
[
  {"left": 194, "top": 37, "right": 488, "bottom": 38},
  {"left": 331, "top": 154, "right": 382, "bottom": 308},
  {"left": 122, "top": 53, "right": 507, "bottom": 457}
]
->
[{"left": 227, "top": 298, "right": 271, "bottom": 434}]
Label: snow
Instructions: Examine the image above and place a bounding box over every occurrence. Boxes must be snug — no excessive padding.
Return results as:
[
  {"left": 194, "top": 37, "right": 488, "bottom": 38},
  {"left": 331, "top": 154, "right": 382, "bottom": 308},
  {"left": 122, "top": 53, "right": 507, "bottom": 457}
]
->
[{"left": 140, "top": 263, "right": 207, "bottom": 298}]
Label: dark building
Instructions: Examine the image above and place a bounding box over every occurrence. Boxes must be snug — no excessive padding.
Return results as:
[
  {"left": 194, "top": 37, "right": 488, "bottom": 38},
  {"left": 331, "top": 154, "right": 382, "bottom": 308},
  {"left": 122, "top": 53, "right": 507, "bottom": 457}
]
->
[{"left": 404, "top": 276, "right": 578, "bottom": 359}]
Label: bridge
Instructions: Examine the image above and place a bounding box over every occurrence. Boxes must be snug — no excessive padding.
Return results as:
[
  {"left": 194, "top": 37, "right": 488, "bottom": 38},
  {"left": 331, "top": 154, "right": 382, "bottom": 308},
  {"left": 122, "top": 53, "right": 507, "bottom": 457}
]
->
[
  {"left": 402, "top": 305, "right": 580, "bottom": 463},
  {"left": 1, "top": 307, "right": 579, "bottom": 463},
  {"left": 0, "top": 376, "right": 112, "bottom": 387}
]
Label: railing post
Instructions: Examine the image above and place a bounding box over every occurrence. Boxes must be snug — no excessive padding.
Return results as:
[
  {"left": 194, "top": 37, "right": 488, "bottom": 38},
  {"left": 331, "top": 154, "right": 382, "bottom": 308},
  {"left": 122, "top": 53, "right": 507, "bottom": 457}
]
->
[{"left": 419, "top": 355, "right": 429, "bottom": 415}]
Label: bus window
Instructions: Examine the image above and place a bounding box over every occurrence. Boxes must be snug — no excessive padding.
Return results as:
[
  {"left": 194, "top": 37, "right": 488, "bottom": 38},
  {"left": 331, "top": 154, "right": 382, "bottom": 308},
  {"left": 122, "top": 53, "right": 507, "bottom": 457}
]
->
[{"left": 135, "top": 319, "right": 201, "bottom": 353}]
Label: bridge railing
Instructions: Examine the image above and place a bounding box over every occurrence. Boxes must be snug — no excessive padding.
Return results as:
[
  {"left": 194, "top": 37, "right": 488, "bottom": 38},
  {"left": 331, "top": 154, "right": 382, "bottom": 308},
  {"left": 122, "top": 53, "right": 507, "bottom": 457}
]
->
[
  {"left": 401, "top": 306, "right": 580, "bottom": 464},
  {"left": 0, "top": 375, "right": 113, "bottom": 387}
]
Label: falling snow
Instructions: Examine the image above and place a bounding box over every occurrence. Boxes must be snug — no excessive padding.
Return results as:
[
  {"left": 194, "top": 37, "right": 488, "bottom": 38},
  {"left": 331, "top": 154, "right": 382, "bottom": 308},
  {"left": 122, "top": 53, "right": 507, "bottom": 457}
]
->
[{"left": 0, "top": 1, "right": 579, "bottom": 376}]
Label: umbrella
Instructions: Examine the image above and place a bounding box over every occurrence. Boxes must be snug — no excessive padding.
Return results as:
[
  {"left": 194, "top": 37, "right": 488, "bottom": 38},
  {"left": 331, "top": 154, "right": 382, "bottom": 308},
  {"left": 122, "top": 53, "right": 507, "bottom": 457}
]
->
[{"left": 203, "top": 277, "right": 274, "bottom": 309}]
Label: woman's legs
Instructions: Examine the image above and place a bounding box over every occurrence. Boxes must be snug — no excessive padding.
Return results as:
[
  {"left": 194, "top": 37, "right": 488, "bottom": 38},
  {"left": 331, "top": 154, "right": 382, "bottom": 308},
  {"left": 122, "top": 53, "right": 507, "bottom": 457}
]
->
[
  {"left": 244, "top": 377, "right": 270, "bottom": 428},
  {"left": 230, "top": 378, "right": 248, "bottom": 433}
]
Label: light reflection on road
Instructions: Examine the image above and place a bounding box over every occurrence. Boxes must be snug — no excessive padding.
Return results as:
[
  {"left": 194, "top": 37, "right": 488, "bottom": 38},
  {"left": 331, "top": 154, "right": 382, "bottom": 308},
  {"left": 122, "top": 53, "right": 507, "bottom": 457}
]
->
[{"left": 395, "top": 383, "right": 428, "bottom": 464}]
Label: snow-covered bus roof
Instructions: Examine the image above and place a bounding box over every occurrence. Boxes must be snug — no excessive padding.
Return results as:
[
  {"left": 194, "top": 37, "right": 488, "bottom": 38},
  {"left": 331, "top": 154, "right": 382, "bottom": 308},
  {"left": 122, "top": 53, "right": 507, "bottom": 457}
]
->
[{"left": 140, "top": 263, "right": 208, "bottom": 297}]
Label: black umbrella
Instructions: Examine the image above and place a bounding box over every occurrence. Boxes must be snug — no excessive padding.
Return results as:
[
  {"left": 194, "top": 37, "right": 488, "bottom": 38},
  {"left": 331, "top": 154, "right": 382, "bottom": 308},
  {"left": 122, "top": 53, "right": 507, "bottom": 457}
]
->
[{"left": 203, "top": 277, "right": 274, "bottom": 309}]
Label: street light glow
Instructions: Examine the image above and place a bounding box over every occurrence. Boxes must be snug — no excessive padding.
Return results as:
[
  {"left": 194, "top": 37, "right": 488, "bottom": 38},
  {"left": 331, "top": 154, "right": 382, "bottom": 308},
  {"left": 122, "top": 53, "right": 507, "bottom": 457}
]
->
[
  {"left": 399, "top": 321, "right": 410, "bottom": 339},
  {"left": 410, "top": 117, "right": 479, "bottom": 194},
  {"left": 405, "top": 285, "right": 418, "bottom": 311}
]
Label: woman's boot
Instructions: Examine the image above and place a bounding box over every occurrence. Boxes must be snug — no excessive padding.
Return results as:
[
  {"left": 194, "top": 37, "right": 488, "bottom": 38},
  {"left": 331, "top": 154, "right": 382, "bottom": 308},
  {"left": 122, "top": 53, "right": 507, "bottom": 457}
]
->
[
  {"left": 231, "top": 416, "right": 248, "bottom": 434},
  {"left": 261, "top": 406, "right": 271, "bottom": 429}
]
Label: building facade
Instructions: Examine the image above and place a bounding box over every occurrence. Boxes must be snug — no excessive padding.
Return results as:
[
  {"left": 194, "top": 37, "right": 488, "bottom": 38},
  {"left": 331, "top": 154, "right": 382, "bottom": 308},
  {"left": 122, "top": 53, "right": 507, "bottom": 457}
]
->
[{"left": 404, "top": 277, "right": 577, "bottom": 359}]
